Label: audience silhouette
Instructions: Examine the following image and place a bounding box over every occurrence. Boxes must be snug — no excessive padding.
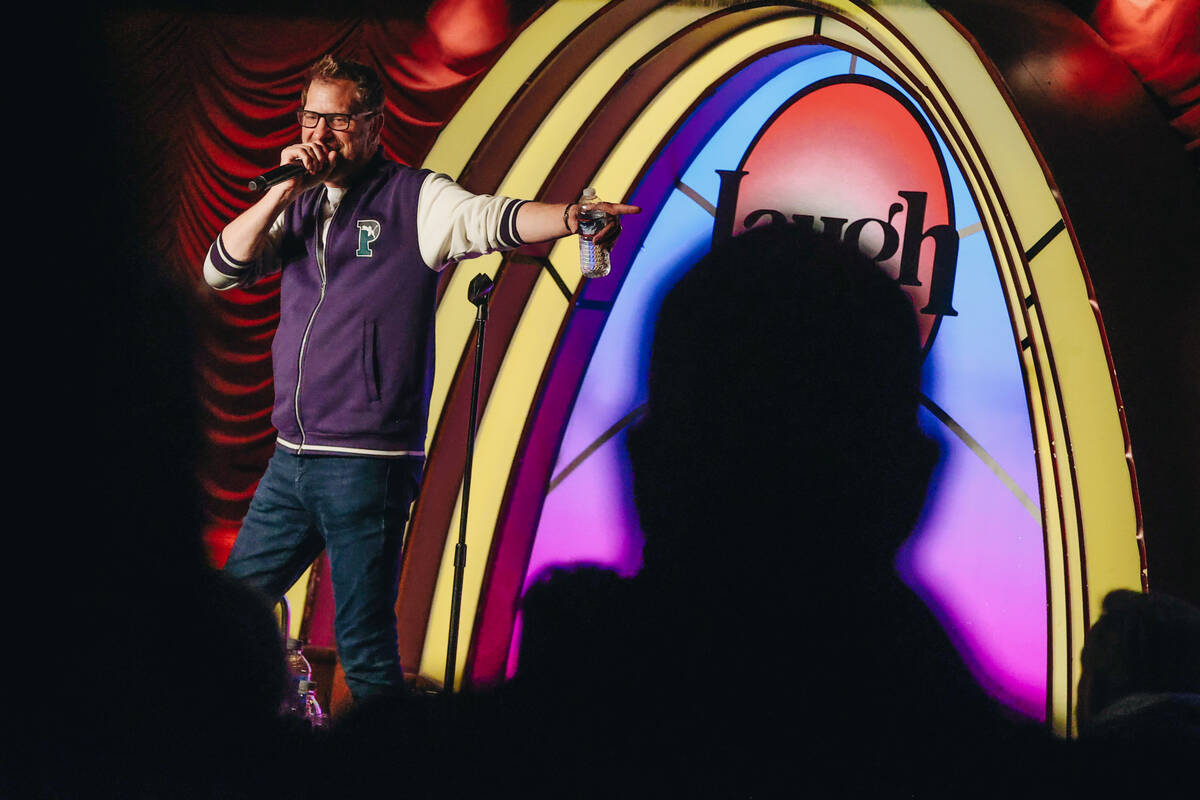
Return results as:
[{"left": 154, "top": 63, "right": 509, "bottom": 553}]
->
[
  {"left": 1078, "top": 588, "right": 1200, "bottom": 739},
  {"left": 326, "top": 222, "right": 1071, "bottom": 797},
  {"left": 1073, "top": 588, "right": 1200, "bottom": 796},
  {"left": 21, "top": 253, "right": 320, "bottom": 798},
  {"left": 24, "top": 114, "right": 1193, "bottom": 794},
  {"left": 19, "top": 53, "right": 315, "bottom": 797}
]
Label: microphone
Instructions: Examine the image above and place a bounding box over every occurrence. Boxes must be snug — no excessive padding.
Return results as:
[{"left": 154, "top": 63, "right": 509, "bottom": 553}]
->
[
  {"left": 248, "top": 161, "right": 307, "bottom": 192},
  {"left": 468, "top": 273, "right": 494, "bottom": 307}
]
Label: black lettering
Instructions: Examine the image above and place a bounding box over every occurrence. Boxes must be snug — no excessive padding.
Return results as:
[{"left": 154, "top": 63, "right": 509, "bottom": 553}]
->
[
  {"left": 790, "top": 215, "right": 849, "bottom": 240},
  {"left": 920, "top": 224, "right": 959, "bottom": 316},
  {"left": 897, "top": 191, "right": 958, "bottom": 316},
  {"left": 713, "top": 169, "right": 748, "bottom": 246},
  {"left": 818, "top": 217, "right": 847, "bottom": 240},
  {"left": 843, "top": 202, "right": 902, "bottom": 263},
  {"left": 792, "top": 214, "right": 817, "bottom": 234},
  {"left": 711, "top": 176, "right": 959, "bottom": 317},
  {"left": 896, "top": 191, "right": 927, "bottom": 286},
  {"left": 743, "top": 209, "right": 789, "bottom": 229}
]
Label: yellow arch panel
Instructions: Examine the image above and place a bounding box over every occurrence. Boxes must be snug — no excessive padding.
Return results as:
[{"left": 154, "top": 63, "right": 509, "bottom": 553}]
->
[
  {"left": 501, "top": 4, "right": 713, "bottom": 200},
  {"left": 1030, "top": 309, "right": 1088, "bottom": 734},
  {"left": 818, "top": 15, "right": 889, "bottom": 64},
  {"left": 1031, "top": 234, "right": 1141, "bottom": 611},
  {"left": 596, "top": 14, "right": 819, "bottom": 198},
  {"left": 425, "top": 251, "right": 502, "bottom": 457}
]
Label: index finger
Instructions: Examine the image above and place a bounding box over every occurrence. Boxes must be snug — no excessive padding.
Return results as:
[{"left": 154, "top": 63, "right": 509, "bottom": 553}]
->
[{"left": 598, "top": 203, "right": 642, "bottom": 216}]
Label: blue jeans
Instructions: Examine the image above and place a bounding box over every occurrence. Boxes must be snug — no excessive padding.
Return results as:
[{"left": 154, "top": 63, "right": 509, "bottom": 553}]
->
[{"left": 223, "top": 445, "right": 422, "bottom": 701}]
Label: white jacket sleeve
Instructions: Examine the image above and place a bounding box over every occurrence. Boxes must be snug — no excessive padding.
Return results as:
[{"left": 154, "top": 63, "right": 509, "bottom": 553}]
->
[
  {"left": 203, "top": 212, "right": 286, "bottom": 290},
  {"left": 417, "top": 172, "right": 528, "bottom": 271}
]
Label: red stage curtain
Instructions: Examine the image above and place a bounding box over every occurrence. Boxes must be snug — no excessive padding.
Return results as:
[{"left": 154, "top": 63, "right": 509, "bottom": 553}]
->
[
  {"left": 1091, "top": 0, "right": 1200, "bottom": 153},
  {"left": 102, "top": 1, "right": 524, "bottom": 567}
]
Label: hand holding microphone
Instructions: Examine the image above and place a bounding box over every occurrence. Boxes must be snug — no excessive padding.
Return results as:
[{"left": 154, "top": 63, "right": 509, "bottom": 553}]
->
[
  {"left": 248, "top": 161, "right": 307, "bottom": 191},
  {"left": 249, "top": 142, "right": 338, "bottom": 192}
]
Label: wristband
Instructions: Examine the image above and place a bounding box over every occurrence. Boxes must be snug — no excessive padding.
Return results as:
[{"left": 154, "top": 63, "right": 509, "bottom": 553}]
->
[{"left": 563, "top": 204, "right": 577, "bottom": 234}]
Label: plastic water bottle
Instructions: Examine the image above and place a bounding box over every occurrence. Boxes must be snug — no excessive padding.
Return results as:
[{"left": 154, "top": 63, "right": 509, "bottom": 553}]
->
[
  {"left": 286, "top": 638, "right": 312, "bottom": 682},
  {"left": 299, "top": 679, "right": 327, "bottom": 728},
  {"left": 577, "top": 187, "right": 612, "bottom": 279},
  {"left": 284, "top": 638, "right": 311, "bottom": 716}
]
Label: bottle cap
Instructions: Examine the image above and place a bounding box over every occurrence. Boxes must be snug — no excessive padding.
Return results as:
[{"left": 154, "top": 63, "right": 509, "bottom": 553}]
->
[
  {"left": 580, "top": 187, "right": 598, "bottom": 202},
  {"left": 286, "top": 637, "right": 302, "bottom": 650}
]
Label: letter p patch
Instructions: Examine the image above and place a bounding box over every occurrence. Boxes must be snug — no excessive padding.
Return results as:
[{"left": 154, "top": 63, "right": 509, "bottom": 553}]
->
[{"left": 356, "top": 219, "right": 382, "bottom": 257}]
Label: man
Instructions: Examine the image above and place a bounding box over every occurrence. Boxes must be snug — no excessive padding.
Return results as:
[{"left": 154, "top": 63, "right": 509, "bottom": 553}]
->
[{"left": 203, "top": 54, "right": 638, "bottom": 701}]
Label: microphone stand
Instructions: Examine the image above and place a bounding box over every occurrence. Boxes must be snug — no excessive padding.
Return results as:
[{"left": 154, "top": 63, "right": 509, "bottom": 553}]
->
[{"left": 444, "top": 273, "right": 494, "bottom": 694}]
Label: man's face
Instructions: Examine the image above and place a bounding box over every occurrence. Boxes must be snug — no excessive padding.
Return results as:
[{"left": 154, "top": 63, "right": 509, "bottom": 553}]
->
[{"left": 301, "top": 78, "right": 381, "bottom": 187}]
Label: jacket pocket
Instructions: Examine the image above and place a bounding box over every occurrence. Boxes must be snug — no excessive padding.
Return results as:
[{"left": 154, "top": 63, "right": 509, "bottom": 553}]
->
[{"left": 362, "top": 320, "right": 382, "bottom": 403}]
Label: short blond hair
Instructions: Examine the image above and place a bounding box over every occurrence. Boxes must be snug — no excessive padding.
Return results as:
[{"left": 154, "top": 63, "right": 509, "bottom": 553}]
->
[{"left": 300, "top": 54, "right": 384, "bottom": 113}]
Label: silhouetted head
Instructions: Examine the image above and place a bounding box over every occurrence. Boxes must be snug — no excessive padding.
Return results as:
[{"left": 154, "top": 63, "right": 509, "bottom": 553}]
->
[
  {"left": 627, "top": 222, "right": 936, "bottom": 589},
  {"left": 1077, "top": 588, "right": 1200, "bottom": 734}
]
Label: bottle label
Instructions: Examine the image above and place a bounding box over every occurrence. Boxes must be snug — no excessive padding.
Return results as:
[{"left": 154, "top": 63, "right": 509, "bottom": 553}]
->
[{"left": 577, "top": 210, "right": 607, "bottom": 236}]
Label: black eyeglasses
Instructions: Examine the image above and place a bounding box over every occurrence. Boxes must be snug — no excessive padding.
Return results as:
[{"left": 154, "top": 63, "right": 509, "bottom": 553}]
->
[{"left": 296, "top": 109, "right": 377, "bottom": 131}]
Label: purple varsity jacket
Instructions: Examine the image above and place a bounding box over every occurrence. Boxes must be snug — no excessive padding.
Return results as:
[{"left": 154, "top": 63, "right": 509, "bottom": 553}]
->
[{"left": 207, "top": 152, "right": 526, "bottom": 457}]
